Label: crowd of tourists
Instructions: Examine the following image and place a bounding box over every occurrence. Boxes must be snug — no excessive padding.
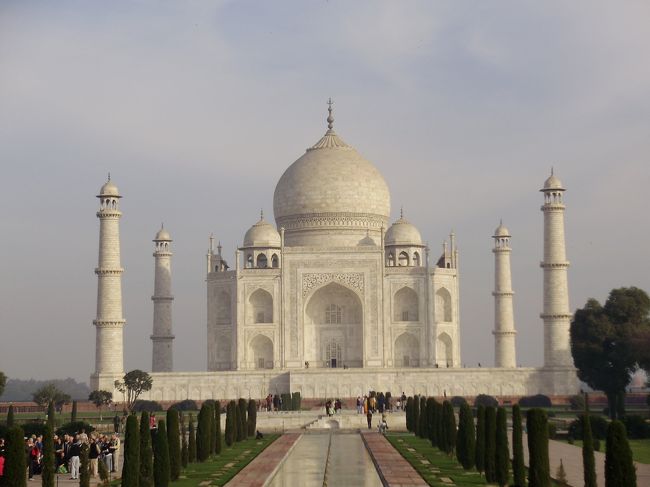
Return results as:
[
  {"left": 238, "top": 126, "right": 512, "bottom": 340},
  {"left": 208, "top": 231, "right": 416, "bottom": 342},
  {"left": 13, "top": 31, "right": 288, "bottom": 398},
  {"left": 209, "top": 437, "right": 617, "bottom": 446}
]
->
[{"left": 0, "top": 430, "right": 120, "bottom": 482}]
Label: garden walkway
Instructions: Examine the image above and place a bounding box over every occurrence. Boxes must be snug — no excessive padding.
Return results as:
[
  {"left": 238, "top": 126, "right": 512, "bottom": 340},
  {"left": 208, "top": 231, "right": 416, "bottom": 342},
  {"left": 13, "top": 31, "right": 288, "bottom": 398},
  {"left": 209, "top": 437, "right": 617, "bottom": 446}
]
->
[{"left": 362, "top": 431, "right": 428, "bottom": 486}]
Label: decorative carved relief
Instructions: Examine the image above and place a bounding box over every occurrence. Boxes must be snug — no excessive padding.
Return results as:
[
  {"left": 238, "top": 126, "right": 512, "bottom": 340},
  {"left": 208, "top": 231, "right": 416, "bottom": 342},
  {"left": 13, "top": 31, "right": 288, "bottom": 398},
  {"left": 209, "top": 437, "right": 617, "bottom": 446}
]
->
[{"left": 302, "top": 272, "right": 364, "bottom": 297}]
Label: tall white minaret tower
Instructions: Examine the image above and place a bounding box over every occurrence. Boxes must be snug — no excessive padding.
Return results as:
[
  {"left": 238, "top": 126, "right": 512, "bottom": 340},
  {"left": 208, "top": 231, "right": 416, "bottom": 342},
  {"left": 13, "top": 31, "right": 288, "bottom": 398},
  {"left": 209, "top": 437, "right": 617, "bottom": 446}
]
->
[
  {"left": 540, "top": 171, "right": 573, "bottom": 367},
  {"left": 151, "top": 225, "right": 174, "bottom": 372},
  {"left": 92, "top": 176, "right": 125, "bottom": 388},
  {"left": 492, "top": 221, "right": 517, "bottom": 368}
]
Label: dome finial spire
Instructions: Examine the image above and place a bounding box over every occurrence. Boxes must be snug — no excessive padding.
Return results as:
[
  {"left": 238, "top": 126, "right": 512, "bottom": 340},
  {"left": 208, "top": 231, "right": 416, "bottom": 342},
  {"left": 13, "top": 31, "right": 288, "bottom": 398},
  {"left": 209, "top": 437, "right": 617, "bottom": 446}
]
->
[
  {"left": 327, "top": 97, "right": 334, "bottom": 130},
  {"left": 260, "top": 208, "right": 264, "bottom": 221},
  {"left": 107, "top": 172, "right": 111, "bottom": 181},
  {"left": 400, "top": 206, "right": 404, "bottom": 219}
]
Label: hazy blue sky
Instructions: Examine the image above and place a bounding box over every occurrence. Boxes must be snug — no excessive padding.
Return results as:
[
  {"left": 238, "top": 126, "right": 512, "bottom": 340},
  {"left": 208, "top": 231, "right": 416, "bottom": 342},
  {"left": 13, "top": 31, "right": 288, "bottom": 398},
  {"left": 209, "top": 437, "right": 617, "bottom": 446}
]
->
[{"left": 1, "top": 1, "right": 649, "bottom": 383}]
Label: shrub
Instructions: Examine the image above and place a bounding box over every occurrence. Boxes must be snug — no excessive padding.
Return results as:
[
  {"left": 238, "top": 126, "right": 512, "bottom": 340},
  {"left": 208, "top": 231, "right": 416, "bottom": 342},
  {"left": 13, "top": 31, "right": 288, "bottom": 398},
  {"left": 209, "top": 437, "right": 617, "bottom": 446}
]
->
[
  {"left": 475, "top": 405, "right": 486, "bottom": 474},
  {"left": 405, "top": 397, "right": 414, "bottom": 432},
  {"left": 225, "top": 401, "right": 236, "bottom": 447},
  {"left": 435, "top": 401, "right": 444, "bottom": 450},
  {"left": 568, "top": 415, "right": 608, "bottom": 440},
  {"left": 139, "top": 411, "right": 154, "bottom": 487},
  {"left": 79, "top": 443, "right": 90, "bottom": 487},
  {"left": 569, "top": 394, "right": 585, "bottom": 411},
  {"left": 484, "top": 407, "right": 497, "bottom": 482},
  {"left": 196, "top": 404, "right": 211, "bottom": 461},
  {"left": 238, "top": 399, "right": 248, "bottom": 441},
  {"left": 291, "top": 392, "right": 301, "bottom": 411},
  {"left": 593, "top": 437, "right": 601, "bottom": 452},
  {"left": 475, "top": 394, "right": 498, "bottom": 408},
  {"left": 281, "top": 393, "right": 292, "bottom": 411},
  {"left": 556, "top": 459, "right": 568, "bottom": 485},
  {"left": 456, "top": 402, "right": 475, "bottom": 470},
  {"left": 153, "top": 420, "right": 170, "bottom": 487},
  {"left": 605, "top": 420, "right": 636, "bottom": 487},
  {"left": 413, "top": 395, "right": 421, "bottom": 437},
  {"left": 527, "top": 408, "right": 550, "bottom": 487},
  {"left": 121, "top": 416, "right": 140, "bottom": 486},
  {"left": 4, "top": 425, "right": 26, "bottom": 487},
  {"left": 98, "top": 457, "right": 110, "bottom": 486},
  {"left": 512, "top": 405, "right": 526, "bottom": 487},
  {"left": 450, "top": 396, "right": 468, "bottom": 408},
  {"left": 166, "top": 409, "right": 181, "bottom": 480},
  {"left": 56, "top": 421, "right": 95, "bottom": 437},
  {"left": 133, "top": 400, "right": 163, "bottom": 412},
  {"left": 548, "top": 422, "right": 558, "bottom": 439},
  {"left": 495, "top": 408, "right": 510, "bottom": 487},
  {"left": 622, "top": 414, "right": 650, "bottom": 439},
  {"left": 418, "top": 396, "right": 428, "bottom": 439},
  {"left": 519, "top": 394, "right": 552, "bottom": 408},
  {"left": 169, "top": 399, "right": 198, "bottom": 411},
  {"left": 425, "top": 398, "right": 436, "bottom": 445},
  {"left": 21, "top": 422, "right": 47, "bottom": 437},
  {"left": 247, "top": 400, "right": 257, "bottom": 438}
]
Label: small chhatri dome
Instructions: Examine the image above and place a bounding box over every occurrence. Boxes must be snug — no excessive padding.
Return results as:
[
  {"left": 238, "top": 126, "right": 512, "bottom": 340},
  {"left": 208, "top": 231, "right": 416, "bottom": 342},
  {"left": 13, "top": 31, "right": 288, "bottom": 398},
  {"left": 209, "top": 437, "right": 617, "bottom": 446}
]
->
[
  {"left": 493, "top": 220, "right": 510, "bottom": 237},
  {"left": 98, "top": 174, "right": 120, "bottom": 197},
  {"left": 243, "top": 212, "right": 281, "bottom": 248},
  {"left": 542, "top": 168, "right": 564, "bottom": 191},
  {"left": 385, "top": 210, "right": 423, "bottom": 246},
  {"left": 154, "top": 224, "right": 172, "bottom": 241}
]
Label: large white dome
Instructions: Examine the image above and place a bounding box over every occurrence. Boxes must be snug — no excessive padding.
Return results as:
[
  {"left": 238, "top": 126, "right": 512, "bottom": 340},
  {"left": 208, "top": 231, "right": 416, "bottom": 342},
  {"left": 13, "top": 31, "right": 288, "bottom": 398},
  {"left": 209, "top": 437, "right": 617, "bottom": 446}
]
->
[{"left": 273, "top": 115, "right": 390, "bottom": 247}]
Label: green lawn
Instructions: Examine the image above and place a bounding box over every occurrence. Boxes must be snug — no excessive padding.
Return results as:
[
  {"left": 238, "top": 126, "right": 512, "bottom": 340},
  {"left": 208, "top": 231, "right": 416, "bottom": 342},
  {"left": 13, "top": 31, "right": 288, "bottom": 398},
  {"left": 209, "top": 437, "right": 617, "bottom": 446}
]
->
[
  {"left": 386, "top": 433, "right": 487, "bottom": 486},
  {"left": 571, "top": 439, "right": 650, "bottom": 464}
]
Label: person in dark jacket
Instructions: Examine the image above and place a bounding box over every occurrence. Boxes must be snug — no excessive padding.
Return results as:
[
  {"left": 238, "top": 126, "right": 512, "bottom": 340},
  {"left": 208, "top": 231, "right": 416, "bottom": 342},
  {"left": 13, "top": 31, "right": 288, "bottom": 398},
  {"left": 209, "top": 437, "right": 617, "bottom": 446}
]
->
[{"left": 366, "top": 410, "right": 373, "bottom": 430}]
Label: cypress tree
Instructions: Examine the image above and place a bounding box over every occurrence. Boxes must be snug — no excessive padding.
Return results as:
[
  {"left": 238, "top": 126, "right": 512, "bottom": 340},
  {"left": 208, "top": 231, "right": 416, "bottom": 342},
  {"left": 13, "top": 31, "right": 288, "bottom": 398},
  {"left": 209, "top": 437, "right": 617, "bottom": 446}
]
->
[
  {"left": 47, "top": 401, "right": 56, "bottom": 428},
  {"left": 235, "top": 400, "right": 243, "bottom": 441},
  {"left": 495, "top": 407, "right": 510, "bottom": 487},
  {"left": 435, "top": 401, "right": 444, "bottom": 450},
  {"left": 41, "top": 422, "right": 56, "bottom": 487},
  {"left": 526, "top": 408, "right": 550, "bottom": 487},
  {"left": 153, "top": 420, "right": 171, "bottom": 487},
  {"left": 98, "top": 456, "right": 110, "bottom": 486},
  {"left": 225, "top": 401, "right": 235, "bottom": 447},
  {"left": 79, "top": 443, "right": 90, "bottom": 487},
  {"left": 71, "top": 400, "right": 78, "bottom": 423},
  {"left": 582, "top": 411, "right": 597, "bottom": 487},
  {"left": 6, "top": 403, "right": 15, "bottom": 427},
  {"left": 418, "top": 396, "right": 428, "bottom": 438},
  {"left": 456, "top": 402, "right": 475, "bottom": 470},
  {"left": 426, "top": 398, "right": 436, "bottom": 445},
  {"left": 405, "top": 397, "right": 414, "bottom": 432},
  {"left": 247, "top": 399, "right": 257, "bottom": 438},
  {"left": 215, "top": 401, "right": 222, "bottom": 454},
  {"left": 121, "top": 414, "right": 140, "bottom": 487},
  {"left": 605, "top": 420, "right": 636, "bottom": 487},
  {"left": 181, "top": 415, "right": 189, "bottom": 468},
  {"left": 442, "top": 400, "right": 456, "bottom": 455},
  {"left": 208, "top": 403, "right": 216, "bottom": 455},
  {"left": 475, "top": 405, "right": 486, "bottom": 474},
  {"left": 413, "top": 394, "right": 421, "bottom": 436},
  {"left": 166, "top": 408, "right": 181, "bottom": 481},
  {"left": 512, "top": 405, "right": 526, "bottom": 487},
  {"left": 188, "top": 415, "right": 197, "bottom": 463},
  {"left": 484, "top": 406, "right": 497, "bottom": 482},
  {"left": 139, "top": 411, "right": 154, "bottom": 487},
  {"left": 5, "top": 426, "right": 26, "bottom": 487},
  {"left": 196, "top": 404, "right": 211, "bottom": 461},
  {"left": 238, "top": 398, "right": 248, "bottom": 441}
]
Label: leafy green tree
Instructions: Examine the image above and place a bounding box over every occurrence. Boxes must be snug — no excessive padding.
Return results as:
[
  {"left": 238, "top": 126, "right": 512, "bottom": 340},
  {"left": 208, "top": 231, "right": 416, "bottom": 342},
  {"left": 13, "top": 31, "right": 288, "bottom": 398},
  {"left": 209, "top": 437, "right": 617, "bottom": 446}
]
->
[
  {"left": 484, "top": 406, "right": 497, "bottom": 482},
  {"left": 475, "top": 405, "right": 486, "bottom": 474},
  {"left": 32, "top": 383, "right": 71, "bottom": 410},
  {"left": 115, "top": 370, "right": 154, "bottom": 412},
  {"left": 512, "top": 405, "right": 526, "bottom": 487},
  {"left": 41, "top": 422, "right": 56, "bottom": 487},
  {"left": 4, "top": 426, "right": 26, "bottom": 487},
  {"left": 582, "top": 396, "right": 597, "bottom": 487},
  {"left": 6, "top": 403, "right": 15, "bottom": 427},
  {"left": 153, "top": 420, "right": 170, "bottom": 487},
  {"left": 527, "top": 408, "right": 550, "bottom": 487},
  {"left": 188, "top": 414, "right": 197, "bottom": 463},
  {"left": 121, "top": 415, "right": 140, "bottom": 487},
  {"left": 247, "top": 400, "right": 257, "bottom": 438},
  {"left": 238, "top": 399, "right": 248, "bottom": 441},
  {"left": 495, "top": 408, "right": 510, "bottom": 487},
  {"left": 605, "top": 420, "right": 636, "bottom": 487},
  {"left": 71, "top": 400, "right": 78, "bottom": 422},
  {"left": 88, "top": 390, "right": 113, "bottom": 420},
  {"left": 418, "top": 396, "right": 428, "bottom": 439},
  {"left": 139, "top": 411, "right": 154, "bottom": 487},
  {"left": 166, "top": 409, "right": 181, "bottom": 480},
  {"left": 196, "top": 404, "right": 211, "bottom": 461},
  {"left": 571, "top": 287, "right": 650, "bottom": 419},
  {"left": 79, "top": 443, "right": 90, "bottom": 487},
  {"left": 456, "top": 402, "right": 475, "bottom": 469}
]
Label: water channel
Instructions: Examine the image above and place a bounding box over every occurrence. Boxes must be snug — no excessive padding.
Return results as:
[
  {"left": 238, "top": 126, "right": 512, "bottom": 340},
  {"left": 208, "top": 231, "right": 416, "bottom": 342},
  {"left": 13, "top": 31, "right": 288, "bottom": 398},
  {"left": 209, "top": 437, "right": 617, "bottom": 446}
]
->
[{"left": 267, "top": 432, "right": 382, "bottom": 487}]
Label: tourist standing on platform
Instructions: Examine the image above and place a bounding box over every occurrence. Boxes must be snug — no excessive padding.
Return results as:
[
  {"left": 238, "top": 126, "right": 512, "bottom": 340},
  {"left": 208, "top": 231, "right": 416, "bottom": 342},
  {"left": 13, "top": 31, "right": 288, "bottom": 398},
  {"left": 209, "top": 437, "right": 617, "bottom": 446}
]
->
[{"left": 366, "top": 410, "right": 373, "bottom": 430}]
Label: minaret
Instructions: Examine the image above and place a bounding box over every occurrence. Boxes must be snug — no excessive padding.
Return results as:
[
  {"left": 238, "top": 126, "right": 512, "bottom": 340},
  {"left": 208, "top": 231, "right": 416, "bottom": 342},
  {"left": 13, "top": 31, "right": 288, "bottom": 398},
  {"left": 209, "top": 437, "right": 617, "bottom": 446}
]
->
[
  {"left": 492, "top": 221, "right": 517, "bottom": 368},
  {"left": 151, "top": 225, "right": 174, "bottom": 372},
  {"left": 540, "top": 171, "right": 573, "bottom": 367},
  {"left": 92, "top": 176, "right": 125, "bottom": 385}
]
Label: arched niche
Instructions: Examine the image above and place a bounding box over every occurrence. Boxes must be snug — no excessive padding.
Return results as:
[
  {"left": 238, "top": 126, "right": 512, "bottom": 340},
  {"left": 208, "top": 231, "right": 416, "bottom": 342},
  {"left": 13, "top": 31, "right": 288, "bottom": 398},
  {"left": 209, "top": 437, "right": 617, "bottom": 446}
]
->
[
  {"left": 394, "top": 332, "right": 419, "bottom": 367},
  {"left": 398, "top": 251, "right": 410, "bottom": 266},
  {"left": 436, "top": 332, "right": 453, "bottom": 367},
  {"left": 256, "top": 253, "right": 268, "bottom": 268},
  {"left": 271, "top": 254, "right": 279, "bottom": 268},
  {"left": 249, "top": 334, "right": 273, "bottom": 369},
  {"left": 413, "top": 251, "right": 421, "bottom": 267},
  {"left": 304, "top": 282, "right": 363, "bottom": 368},
  {"left": 248, "top": 289, "right": 273, "bottom": 323},
  {"left": 435, "top": 288, "right": 452, "bottom": 322},
  {"left": 394, "top": 286, "right": 418, "bottom": 321}
]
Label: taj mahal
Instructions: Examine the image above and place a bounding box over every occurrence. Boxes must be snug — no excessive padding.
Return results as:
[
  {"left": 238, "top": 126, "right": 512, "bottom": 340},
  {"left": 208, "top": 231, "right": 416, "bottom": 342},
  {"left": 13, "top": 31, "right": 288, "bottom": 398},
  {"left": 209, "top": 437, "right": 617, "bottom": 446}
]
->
[{"left": 90, "top": 104, "right": 578, "bottom": 401}]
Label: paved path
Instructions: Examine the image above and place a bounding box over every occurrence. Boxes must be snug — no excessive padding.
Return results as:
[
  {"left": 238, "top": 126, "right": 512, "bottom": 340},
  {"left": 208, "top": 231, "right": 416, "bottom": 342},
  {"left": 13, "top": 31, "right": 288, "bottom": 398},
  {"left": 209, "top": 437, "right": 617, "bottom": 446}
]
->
[
  {"left": 361, "top": 431, "right": 428, "bottom": 487},
  {"left": 224, "top": 433, "right": 301, "bottom": 487},
  {"left": 520, "top": 434, "right": 650, "bottom": 487}
]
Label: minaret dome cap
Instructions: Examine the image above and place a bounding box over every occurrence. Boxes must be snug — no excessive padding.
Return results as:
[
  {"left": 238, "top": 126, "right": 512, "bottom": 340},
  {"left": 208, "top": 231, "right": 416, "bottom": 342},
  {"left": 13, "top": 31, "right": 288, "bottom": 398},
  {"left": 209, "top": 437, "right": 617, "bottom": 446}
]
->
[
  {"left": 154, "top": 225, "right": 172, "bottom": 241},
  {"left": 98, "top": 179, "right": 121, "bottom": 197},
  {"left": 385, "top": 212, "right": 423, "bottom": 246},
  {"left": 243, "top": 213, "right": 281, "bottom": 248},
  {"left": 541, "top": 173, "right": 565, "bottom": 191},
  {"left": 493, "top": 222, "right": 511, "bottom": 237}
]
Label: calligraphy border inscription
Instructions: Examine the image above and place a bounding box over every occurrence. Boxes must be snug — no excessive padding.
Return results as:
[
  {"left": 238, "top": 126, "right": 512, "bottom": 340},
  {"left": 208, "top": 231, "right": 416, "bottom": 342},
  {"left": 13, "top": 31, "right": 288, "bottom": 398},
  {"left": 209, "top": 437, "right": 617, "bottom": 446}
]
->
[{"left": 302, "top": 272, "right": 364, "bottom": 297}]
